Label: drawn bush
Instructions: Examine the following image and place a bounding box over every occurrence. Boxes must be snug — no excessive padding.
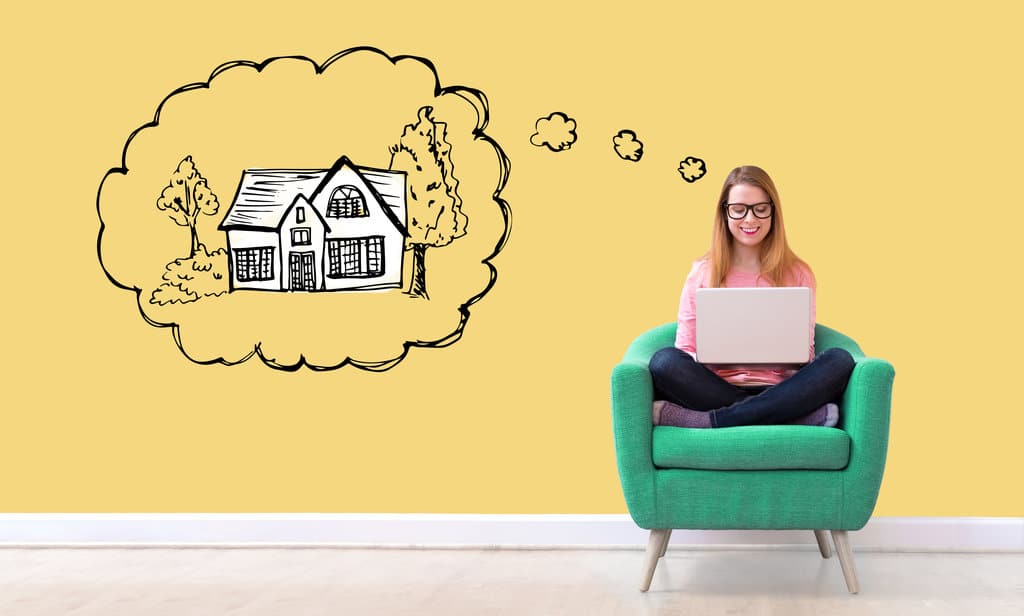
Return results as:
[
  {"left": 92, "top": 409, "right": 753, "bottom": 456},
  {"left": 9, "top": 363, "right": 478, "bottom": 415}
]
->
[{"left": 150, "top": 245, "right": 228, "bottom": 305}]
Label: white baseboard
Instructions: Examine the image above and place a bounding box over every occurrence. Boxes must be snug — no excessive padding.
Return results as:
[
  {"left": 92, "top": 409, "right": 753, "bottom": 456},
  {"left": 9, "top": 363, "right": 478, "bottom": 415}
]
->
[{"left": 0, "top": 515, "right": 1020, "bottom": 552}]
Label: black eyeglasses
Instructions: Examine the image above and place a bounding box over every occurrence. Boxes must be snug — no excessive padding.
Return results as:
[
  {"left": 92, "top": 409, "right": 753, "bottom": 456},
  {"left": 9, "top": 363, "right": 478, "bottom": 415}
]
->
[{"left": 723, "top": 202, "right": 773, "bottom": 220}]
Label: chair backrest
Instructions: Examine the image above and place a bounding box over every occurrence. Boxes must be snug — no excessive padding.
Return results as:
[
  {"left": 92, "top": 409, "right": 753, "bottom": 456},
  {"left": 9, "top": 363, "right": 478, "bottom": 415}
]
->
[{"left": 812, "top": 324, "right": 864, "bottom": 358}]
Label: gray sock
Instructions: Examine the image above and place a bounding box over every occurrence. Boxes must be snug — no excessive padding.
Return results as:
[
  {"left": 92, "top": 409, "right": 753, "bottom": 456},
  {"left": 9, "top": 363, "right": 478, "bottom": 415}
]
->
[{"left": 656, "top": 401, "right": 712, "bottom": 429}]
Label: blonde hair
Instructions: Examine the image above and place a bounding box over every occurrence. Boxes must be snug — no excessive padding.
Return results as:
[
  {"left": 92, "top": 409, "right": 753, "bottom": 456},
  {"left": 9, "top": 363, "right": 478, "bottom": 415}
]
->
[{"left": 707, "top": 165, "right": 808, "bottom": 288}]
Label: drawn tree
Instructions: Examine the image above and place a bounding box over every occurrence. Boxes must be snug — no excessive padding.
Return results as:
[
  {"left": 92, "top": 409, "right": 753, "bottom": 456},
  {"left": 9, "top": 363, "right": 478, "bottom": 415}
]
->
[
  {"left": 149, "top": 155, "right": 228, "bottom": 305},
  {"left": 157, "top": 155, "right": 221, "bottom": 258},
  {"left": 389, "top": 106, "right": 467, "bottom": 299}
]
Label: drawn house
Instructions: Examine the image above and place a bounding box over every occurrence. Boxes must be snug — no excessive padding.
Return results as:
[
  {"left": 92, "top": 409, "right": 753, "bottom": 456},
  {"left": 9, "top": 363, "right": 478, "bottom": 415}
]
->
[{"left": 218, "top": 156, "right": 408, "bottom": 292}]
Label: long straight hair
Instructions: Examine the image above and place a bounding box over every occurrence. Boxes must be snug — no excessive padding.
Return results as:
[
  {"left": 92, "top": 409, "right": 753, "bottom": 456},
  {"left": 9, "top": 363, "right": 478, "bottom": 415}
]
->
[{"left": 707, "top": 165, "right": 808, "bottom": 287}]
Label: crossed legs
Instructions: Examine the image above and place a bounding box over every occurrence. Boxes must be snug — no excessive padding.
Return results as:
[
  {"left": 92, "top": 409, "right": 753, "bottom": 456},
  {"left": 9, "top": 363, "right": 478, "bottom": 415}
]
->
[{"left": 649, "top": 347, "right": 855, "bottom": 427}]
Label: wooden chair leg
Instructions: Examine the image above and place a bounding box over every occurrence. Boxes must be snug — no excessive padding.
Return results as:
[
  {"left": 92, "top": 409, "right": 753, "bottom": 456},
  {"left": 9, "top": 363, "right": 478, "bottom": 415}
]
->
[
  {"left": 813, "top": 529, "right": 833, "bottom": 558},
  {"left": 640, "top": 529, "right": 671, "bottom": 592},
  {"left": 830, "top": 530, "right": 860, "bottom": 594},
  {"left": 660, "top": 529, "right": 673, "bottom": 557}
]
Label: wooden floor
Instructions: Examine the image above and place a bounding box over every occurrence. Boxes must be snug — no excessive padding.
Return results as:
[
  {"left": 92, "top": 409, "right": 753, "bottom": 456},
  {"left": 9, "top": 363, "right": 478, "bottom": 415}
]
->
[{"left": 1, "top": 547, "right": 1021, "bottom": 615}]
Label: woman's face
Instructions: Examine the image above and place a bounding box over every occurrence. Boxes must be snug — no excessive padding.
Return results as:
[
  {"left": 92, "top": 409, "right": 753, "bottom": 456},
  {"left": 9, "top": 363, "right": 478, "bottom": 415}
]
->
[{"left": 725, "top": 183, "right": 773, "bottom": 248}]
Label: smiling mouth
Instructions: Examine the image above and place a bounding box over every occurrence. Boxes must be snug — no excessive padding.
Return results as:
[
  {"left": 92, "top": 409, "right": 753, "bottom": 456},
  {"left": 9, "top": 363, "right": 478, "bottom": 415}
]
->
[{"left": 740, "top": 227, "right": 760, "bottom": 234}]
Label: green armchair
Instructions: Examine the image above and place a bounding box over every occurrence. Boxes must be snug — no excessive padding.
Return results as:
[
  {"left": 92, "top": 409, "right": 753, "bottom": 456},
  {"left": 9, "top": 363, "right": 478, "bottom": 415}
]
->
[{"left": 611, "top": 323, "right": 894, "bottom": 593}]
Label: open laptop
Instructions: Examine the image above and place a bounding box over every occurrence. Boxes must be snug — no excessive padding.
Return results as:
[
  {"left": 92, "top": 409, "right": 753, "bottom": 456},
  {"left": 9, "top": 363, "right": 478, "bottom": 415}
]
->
[{"left": 695, "top": 287, "right": 812, "bottom": 366}]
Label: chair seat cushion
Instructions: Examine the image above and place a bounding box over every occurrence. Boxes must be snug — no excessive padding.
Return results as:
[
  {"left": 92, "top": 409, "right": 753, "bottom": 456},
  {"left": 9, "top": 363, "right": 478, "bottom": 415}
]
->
[{"left": 652, "top": 425, "right": 851, "bottom": 470}]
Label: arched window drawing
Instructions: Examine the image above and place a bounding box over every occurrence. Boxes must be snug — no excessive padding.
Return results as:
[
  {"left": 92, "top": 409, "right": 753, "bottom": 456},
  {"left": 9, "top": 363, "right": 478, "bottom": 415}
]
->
[{"left": 327, "top": 185, "right": 367, "bottom": 218}]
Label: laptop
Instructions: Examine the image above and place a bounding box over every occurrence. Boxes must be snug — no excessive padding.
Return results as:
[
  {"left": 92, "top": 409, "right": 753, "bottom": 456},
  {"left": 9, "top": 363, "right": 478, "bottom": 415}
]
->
[{"left": 695, "top": 287, "right": 812, "bottom": 366}]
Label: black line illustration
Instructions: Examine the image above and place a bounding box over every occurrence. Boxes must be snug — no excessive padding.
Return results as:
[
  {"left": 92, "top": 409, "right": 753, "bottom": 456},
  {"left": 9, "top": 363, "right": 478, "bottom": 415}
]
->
[
  {"left": 530, "top": 112, "right": 578, "bottom": 152},
  {"left": 613, "top": 130, "right": 643, "bottom": 162},
  {"left": 389, "top": 106, "right": 466, "bottom": 299},
  {"left": 96, "top": 47, "right": 512, "bottom": 372},
  {"left": 678, "top": 156, "right": 708, "bottom": 183},
  {"left": 219, "top": 156, "right": 408, "bottom": 293},
  {"left": 150, "top": 156, "right": 229, "bottom": 305}
]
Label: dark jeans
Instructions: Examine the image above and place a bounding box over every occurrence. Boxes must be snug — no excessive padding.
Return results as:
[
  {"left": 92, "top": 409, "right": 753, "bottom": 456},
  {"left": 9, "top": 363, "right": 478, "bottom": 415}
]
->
[{"left": 648, "top": 347, "right": 856, "bottom": 428}]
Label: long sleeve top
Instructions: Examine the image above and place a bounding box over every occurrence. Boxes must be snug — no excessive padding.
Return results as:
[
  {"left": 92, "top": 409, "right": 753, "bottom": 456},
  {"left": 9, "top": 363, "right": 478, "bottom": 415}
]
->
[{"left": 674, "top": 258, "right": 817, "bottom": 387}]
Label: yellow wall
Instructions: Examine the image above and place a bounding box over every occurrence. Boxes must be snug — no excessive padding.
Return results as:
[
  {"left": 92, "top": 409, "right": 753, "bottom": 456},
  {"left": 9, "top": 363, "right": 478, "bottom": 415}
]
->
[{"left": 3, "top": 1, "right": 1021, "bottom": 515}]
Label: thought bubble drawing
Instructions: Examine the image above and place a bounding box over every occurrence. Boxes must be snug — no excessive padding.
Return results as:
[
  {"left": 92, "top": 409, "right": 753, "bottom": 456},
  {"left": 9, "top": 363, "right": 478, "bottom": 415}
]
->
[
  {"left": 678, "top": 156, "right": 708, "bottom": 183},
  {"left": 97, "top": 48, "right": 511, "bottom": 371},
  {"left": 530, "top": 112, "right": 578, "bottom": 152},
  {"left": 613, "top": 130, "right": 643, "bottom": 162}
]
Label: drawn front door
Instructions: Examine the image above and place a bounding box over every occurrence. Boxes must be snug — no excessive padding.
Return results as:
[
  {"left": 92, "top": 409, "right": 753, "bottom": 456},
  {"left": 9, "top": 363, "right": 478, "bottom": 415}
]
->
[{"left": 289, "top": 252, "right": 316, "bottom": 291}]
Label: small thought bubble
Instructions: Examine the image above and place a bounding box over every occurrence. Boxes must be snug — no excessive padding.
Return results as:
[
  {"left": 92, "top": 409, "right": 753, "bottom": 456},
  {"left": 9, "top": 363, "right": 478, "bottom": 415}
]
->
[
  {"left": 530, "top": 112, "right": 578, "bottom": 152},
  {"left": 678, "top": 156, "right": 707, "bottom": 183},
  {"left": 613, "top": 130, "right": 643, "bottom": 162}
]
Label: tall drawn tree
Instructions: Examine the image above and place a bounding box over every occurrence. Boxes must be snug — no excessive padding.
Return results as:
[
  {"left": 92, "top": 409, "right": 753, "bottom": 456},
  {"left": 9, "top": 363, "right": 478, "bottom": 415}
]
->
[
  {"left": 157, "top": 155, "right": 221, "bottom": 258},
  {"left": 389, "top": 106, "right": 467, "bottom": 299}
]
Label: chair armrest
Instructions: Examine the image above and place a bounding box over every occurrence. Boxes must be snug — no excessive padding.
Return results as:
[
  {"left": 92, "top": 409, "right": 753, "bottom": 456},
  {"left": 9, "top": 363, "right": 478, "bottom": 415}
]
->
[
  {"left": 611, "top": 360, "right": 658, "bottom": 529},
  {"left": 839, "top": 357, "right": 895, "bottom": 529}
]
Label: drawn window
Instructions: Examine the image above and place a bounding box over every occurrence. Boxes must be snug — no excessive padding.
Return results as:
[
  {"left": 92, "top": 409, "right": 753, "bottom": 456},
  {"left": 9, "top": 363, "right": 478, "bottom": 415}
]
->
[
  {"left": 296, "top": 207, "right": 306, "bottom": 223},
  {"left": 327, "top": 185, "right": 367, "bottom": 218},
  {"left": 235, "top": 247, "right": 275, "bottom": 282},
  {"left": 365, "top": 236, "right": 384, "bottom": 276},
  {"left": 291, "top": 228, "right": 311, "bottom": 246},
  {"left": 327, "top": 236, "right": 385, "bottom": 278}
]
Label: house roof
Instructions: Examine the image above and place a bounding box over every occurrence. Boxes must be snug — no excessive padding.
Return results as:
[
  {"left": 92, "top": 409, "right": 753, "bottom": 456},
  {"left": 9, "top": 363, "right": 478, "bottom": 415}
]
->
[
  {"left": 220, "top": 170, "right": 325, "bottom": 230},
  {"left": 219, "top": 156, "right": 407, "bottom": 234},
  {"left": 307, "top": 157, "right": 408, "bottom": 236}
]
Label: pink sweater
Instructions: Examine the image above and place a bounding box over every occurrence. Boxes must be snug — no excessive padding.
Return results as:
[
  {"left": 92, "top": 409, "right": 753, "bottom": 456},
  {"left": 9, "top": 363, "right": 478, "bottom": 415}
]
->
[{"left": 674, "top": 259, "right": 817, "bottom": 387}]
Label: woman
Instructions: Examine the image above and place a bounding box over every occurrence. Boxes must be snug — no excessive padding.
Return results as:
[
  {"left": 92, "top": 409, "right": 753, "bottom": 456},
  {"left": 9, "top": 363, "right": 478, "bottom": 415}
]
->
[{"left": 649, "top": 165, "right": 855, "bottom": 428}]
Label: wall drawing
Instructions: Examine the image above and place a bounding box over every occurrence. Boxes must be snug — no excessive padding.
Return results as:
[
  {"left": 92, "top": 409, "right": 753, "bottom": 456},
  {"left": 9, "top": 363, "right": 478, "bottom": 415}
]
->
[
  {"left": 678, "top": 156, "right": 708, "bottom": 183},
  {"left": 530, "top": 112, "right": 578, "bottom": 152},
  {"left": 390, "top": 106, "right": 466, "bottom": 300},
  {"left": 613, "top": 130, "right": 644, "bottom": 162},
  {"left": 219, "top": 156, "right": 408, "bottom": 293},
  {"left": 532, "top": 115, "right": 706, "bottom": 190},
  {"left": 151, "top": 156, "right": 228, "bottom": 305},
  {"left": 97, "top": 47, "right": 511, "bottom": 371}
]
